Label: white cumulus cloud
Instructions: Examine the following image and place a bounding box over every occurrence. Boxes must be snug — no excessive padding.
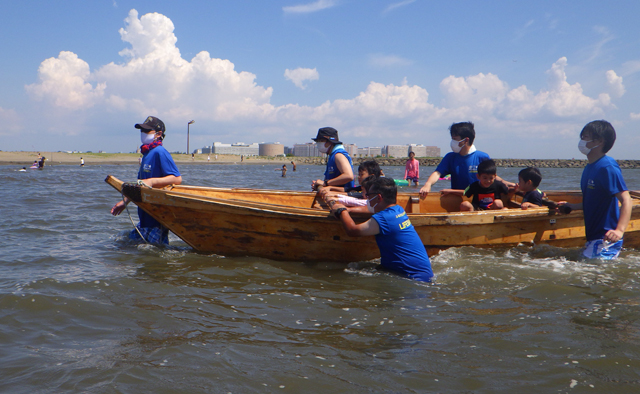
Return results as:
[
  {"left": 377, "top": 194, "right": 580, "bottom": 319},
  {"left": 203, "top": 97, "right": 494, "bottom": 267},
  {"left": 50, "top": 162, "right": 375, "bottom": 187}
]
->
[
  {"left": 284, "top": 67, "right": 319, "bottom": 89},
  {"left": 21, "top": 10, "right": 625, "bottom": 154},
  {"left": 25, "top": 51, "right": 105, "bottom": 110},
  {"left": 605, "top": 70, "right": 625, "bottom": 98}
]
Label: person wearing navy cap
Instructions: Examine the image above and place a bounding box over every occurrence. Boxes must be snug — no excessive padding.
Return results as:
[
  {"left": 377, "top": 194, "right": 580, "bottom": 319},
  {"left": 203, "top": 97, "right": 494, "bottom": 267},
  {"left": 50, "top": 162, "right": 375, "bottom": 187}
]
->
[
  {"left": 110, "top": 116, "right": 182, "bottom": 244},
  {"left": 311, "top": 127, "right": 354, "bottom": 191}
]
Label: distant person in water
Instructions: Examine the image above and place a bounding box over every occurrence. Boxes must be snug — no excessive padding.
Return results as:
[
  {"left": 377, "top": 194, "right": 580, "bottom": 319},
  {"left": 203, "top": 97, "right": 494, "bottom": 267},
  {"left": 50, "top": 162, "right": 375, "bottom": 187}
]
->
[
  {"left": 110, "top": 116, "right": 182, "bottom": 245},
  {"left": 276, "top": 164, "right": 287, "bottom": 177},
  {"left": 311, "top": 127, "right": 354, "bottom": 191},
  {"left": 80, "top": 157, "right": 84, "bottom": 167},
  {"left": 404, "top": 151, "right": 419, "bottom": 186},
  {"left": 558, "top": 120, "right": 631, "bottom": 260},
  {"left": 291, "top": 161, "right": 296, "bottom": 171}
]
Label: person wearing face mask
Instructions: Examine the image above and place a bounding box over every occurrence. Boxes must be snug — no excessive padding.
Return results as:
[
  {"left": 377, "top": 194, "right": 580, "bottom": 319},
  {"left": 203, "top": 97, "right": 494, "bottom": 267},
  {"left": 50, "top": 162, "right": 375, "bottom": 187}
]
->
[
  {"left": 330, "top": 177, "right": 433, "bottom": 281},
  {"left": 311, "top": 127, "right": 355, "bottom": 191},
  {"left": 558, "top": 120, "right": 631, "bottom": 260},
  {"left": 110, "top": 116, "right": 182, "bottom": 244},
  {"left": 419, "top": 122, "right": 513, "bottom": 198}
]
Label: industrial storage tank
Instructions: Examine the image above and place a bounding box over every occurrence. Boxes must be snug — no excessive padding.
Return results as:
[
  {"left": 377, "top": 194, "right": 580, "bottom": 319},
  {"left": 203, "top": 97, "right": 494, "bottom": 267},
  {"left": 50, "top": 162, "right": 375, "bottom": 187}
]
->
[{"left": 258, "top": 143, "right": 284, "bottom": 156}]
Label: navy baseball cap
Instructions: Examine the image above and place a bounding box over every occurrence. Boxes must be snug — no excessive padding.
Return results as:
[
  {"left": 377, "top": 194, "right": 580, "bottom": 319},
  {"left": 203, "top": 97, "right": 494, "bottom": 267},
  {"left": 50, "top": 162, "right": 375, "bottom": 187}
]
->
[{"left": 135, "top": 116, "right": 165, "bottom": 133}]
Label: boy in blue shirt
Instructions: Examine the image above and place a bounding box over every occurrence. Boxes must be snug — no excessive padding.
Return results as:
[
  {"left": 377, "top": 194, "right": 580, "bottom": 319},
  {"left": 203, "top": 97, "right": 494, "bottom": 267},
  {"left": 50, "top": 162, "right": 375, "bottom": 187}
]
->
[
  {"left": 331, "top": 177, "right": 433, "bottom": 282},
  {"left": 559, "top": 120, "right": 631, "bottom": 259},
  {"left": 110, "top": 116, "right": 182, "bottom": 244},
  {"left": 419, "top": 122, "right": 513, "bottom": 198}
]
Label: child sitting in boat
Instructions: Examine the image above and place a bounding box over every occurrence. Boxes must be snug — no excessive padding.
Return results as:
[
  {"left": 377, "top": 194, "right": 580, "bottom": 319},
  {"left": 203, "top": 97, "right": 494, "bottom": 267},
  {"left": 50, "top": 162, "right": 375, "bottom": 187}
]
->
[
  {"left": 459, "top": 159, "right": 508, "bottom": 211},
  {"left": 331, "top": 177, "right": 433, "bottom": 282},
  {"left": 517, "top": 167, "right": 544, "bottom": 209},
  {"left": 326, "top": 175, "right": 376, "bottom": 208},
  {"left": 320, "top": 160, "right": 381, "bottom": 201}
]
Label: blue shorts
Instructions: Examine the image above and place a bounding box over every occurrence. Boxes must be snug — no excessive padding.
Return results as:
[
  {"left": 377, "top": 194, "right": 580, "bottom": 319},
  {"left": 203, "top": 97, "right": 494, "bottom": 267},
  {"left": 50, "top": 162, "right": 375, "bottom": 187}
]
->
[
  {"left": 129, "top": 225, "right": 169, "bottom": 245},
  {"left": 406, "top": 176, "right": 419, "bottom": 183},
  {"left": 582, "top": 239, "right": 623, "bottom": 260}
]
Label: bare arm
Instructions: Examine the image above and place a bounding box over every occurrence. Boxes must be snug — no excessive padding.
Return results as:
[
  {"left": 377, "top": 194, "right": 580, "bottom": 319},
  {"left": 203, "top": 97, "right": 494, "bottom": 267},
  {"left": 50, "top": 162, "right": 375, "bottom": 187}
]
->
[
  {"left": 112, "top": 175, "right": 182, "bottom": 216},
  {"left": 140, "top": 175, "right": 182, "bottom": 189},
  {"left": 330, "top": 153, "right": 355, "bottom": 187},
  {"left": 332, "top": 203, "right": 380, "bottom": 237},
  {"left": 419, "top": 171, "right": 441, "bottom": 198},
  {"left": 604, "top": 190, "right": 632, "bottom": 242}
]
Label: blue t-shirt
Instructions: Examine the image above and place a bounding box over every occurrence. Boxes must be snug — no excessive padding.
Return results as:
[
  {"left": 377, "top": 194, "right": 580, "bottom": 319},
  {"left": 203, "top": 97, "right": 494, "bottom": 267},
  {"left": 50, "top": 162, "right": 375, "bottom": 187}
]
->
[
  {"left": 137, "top": 145, "right": 181, "bottom": 228},
  {"left": 371, "top": 205, "right": 433, "bottom": 281},
  {"left": 581, "top": 155, "right": 627, "bottom": 241},
  {"left": 324, "top": 144, "right": 354, "bottom": 189},
  {"left": 435, "top": 150, "right": 490, "bottom": 190}
]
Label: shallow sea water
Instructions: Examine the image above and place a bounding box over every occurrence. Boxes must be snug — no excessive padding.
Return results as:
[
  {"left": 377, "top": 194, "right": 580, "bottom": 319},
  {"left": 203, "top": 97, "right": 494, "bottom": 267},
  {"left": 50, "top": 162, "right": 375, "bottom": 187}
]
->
[{"left": 1, "top": 163, "right": 639, "bottom": 393}]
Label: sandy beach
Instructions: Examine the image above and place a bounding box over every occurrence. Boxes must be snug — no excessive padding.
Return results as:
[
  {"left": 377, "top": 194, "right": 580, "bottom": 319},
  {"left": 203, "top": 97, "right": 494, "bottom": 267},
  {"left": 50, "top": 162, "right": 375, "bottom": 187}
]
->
[{"left": 0, "top": 151, "right": 307, "bottom": 166}]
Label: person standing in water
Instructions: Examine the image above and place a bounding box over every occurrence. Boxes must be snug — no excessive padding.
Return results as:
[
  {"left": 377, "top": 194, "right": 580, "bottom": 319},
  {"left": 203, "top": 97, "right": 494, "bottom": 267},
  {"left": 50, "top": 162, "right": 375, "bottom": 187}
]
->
[{"left": 110, "top": 116, "right": 182, "bottom": 245}]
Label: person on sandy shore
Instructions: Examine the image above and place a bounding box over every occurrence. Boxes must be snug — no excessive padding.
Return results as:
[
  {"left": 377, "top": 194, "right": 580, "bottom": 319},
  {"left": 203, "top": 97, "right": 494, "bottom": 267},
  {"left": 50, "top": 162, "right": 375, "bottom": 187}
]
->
[{"left": 110, "top": 116, "right": 182, "bottom": 245}]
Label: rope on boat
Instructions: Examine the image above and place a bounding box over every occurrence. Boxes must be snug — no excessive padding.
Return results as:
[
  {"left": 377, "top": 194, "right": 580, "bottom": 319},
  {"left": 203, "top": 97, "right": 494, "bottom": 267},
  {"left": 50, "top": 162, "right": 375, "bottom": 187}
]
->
[{"left": 122, "top": 180, "right": 153, "bottom": 244}]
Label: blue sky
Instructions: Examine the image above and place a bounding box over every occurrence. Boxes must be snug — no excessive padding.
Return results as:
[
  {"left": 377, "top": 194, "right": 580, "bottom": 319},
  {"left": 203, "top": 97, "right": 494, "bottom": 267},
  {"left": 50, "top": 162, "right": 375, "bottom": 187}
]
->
[{"left": 1, "top": 0, "right": 640, "bottom": 159}]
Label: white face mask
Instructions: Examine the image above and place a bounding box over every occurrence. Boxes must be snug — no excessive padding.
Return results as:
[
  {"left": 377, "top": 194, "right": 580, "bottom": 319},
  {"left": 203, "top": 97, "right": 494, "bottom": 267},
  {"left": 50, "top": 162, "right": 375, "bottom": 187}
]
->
[
  {"left": 366, "top": 195, "right": 379, "bottom": 213},
  {"left": 578, "top": 139, "right": 599, "bottom": 156},
  {"left": 450, "top": 139, "right": 465, "bottom": 153},
  {"left": 141, "top": 132, "right": 156, "bottom": 145},
  {"left": 317, "top": 141, "right": 330, "bottom": 153}
]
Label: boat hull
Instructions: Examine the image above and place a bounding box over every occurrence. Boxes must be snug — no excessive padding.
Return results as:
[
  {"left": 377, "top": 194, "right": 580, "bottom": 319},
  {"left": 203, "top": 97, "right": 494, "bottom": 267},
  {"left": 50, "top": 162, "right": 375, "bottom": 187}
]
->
[{"left": 106, "top": 176, "right": 640, "bottom": 262}]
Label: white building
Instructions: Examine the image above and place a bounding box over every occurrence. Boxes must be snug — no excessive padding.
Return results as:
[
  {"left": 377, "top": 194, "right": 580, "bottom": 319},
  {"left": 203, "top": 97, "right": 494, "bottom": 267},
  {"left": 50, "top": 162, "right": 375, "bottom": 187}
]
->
[
  {"left": 293, "top": 143, "right": 322, "bottom": 157},
  {"left": 357, "top": 147, "right": 383, "bottom": 157},
  {"left": 211, "top": 142, "right": 260, "bottom": 155}
]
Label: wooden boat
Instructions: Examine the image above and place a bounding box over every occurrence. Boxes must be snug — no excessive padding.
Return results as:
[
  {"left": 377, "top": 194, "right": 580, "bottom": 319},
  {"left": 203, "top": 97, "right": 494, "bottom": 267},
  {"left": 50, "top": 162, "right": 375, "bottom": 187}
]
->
[{"left": 105, "top": 175, "right": 640, "bottom": 262}]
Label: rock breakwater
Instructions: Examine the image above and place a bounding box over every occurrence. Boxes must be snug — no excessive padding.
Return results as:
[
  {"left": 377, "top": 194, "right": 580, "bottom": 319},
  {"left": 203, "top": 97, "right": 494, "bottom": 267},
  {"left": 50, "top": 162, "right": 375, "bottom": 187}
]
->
[{"left": 288, "top": 157, "right": 640, "bottom": 169}]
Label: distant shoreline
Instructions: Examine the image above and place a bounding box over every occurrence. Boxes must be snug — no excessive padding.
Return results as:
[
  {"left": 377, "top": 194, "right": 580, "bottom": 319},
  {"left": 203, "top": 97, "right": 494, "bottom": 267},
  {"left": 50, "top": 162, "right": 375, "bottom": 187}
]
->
[{"left": 2, "top": 151, "right": 640, "bottom": 168}]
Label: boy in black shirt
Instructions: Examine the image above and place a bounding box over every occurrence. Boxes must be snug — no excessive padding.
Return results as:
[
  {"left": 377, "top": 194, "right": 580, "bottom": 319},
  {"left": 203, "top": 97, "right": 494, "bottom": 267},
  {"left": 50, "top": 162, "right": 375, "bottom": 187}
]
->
[
  {"left": 517, "top": 167, "right": 544, "bottom": 209},
  {"left": 460, "top": 159, "right": 508, "bottom": 211}
]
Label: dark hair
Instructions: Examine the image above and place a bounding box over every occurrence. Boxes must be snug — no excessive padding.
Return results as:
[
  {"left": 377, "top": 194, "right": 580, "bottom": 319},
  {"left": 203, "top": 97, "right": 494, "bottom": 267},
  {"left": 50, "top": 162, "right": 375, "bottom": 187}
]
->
[
  {"left": 408, "top": 151, "right": 415, "bottom": 158},
  {"left": 580, "top": 120, "right": 616, "bottom": 153},
  {"left": 477, "top": 159, "right": 496, "bottom": 175},
  {"left": 518, "top": 167, "right": 542, "bottom": 188},
  {"left": 360, "top": 174, "right": 377, "bottom": 194},
  {"left": 449, "top": 122, "right": 476, "bottom": 145},
  {"left": 367, "top": 177, "right": 397, "bottom": 204},
  {"left": 358, "top": 160, "right": 382, "bottom": 177}
]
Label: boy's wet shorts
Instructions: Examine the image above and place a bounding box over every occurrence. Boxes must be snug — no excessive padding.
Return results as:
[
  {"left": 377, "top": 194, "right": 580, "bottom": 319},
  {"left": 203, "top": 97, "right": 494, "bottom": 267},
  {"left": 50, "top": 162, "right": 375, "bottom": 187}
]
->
[
  {"left": 582, "top": 239, "right": 623, "bottom": 260},
  {"left": 405, "top": 176, "right": 419, "bottom": 183},
  {"left": 129, "top": 225, "right": 170, "bottom": 245}
]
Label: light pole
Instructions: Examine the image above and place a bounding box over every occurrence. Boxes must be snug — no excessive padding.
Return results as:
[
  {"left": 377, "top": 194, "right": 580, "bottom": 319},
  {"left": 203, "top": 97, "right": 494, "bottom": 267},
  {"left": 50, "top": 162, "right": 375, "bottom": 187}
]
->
[{"left": 187, "top": 120, "right": 195, "bottom": 154}]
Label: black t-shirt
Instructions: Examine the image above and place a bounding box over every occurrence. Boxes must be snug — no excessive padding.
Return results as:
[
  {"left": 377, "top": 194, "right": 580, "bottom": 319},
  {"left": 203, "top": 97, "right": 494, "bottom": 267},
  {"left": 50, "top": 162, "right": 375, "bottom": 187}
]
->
[
  {"left": 522, "top": 189, "right": 544, "bottom": 206},
  {"left": 464, "top": 180, "right": 509, "bottom": 210}
]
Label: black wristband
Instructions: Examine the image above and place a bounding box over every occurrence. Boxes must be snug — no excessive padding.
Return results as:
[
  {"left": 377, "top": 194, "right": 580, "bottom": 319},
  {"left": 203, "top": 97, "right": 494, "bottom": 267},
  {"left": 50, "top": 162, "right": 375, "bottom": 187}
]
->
[
  {"left": 323, "top": 180, "right": 329, "bottom": 187},
  {"left": 334, "top": 207, "right": 347, "bottom": 219}
]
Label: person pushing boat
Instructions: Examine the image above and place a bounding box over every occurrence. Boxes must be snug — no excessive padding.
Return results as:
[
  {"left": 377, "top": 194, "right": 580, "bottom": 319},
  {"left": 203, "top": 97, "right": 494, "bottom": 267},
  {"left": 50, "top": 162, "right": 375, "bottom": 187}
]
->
[{"left": 110, "top": 116, "right": 182, "bottom": 245}]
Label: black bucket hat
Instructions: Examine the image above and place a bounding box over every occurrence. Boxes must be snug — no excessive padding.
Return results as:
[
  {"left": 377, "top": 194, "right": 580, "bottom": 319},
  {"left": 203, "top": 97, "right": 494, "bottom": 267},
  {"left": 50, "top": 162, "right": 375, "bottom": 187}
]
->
[{"left": 312, "top": 127, "right": 341, "bottom": 144}]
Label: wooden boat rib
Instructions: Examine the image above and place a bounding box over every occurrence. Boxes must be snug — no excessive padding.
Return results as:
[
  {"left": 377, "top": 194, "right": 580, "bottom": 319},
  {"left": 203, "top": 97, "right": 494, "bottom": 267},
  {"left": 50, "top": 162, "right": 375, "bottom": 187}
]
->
[{"left": 105, "top": 175, "right": 640, "bottom": 262}]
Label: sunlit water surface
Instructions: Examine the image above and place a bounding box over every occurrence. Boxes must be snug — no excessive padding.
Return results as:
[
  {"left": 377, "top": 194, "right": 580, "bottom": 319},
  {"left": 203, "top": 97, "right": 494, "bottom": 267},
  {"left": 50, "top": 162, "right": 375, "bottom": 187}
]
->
[{"left": 1, "top": 163, "right": 639, "bottom": 393}]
